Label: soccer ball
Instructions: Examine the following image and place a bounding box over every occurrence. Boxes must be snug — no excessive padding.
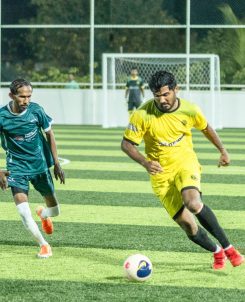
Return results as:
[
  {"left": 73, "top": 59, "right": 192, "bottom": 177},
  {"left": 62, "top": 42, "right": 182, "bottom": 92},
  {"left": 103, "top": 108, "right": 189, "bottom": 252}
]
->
[{"left": 123, "top": 254, "right": 153, "bottom": 282}]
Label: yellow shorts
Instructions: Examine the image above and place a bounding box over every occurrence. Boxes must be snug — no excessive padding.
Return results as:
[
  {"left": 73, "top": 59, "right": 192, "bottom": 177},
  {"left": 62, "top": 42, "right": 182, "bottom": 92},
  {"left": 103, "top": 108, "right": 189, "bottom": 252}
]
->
[{"left": 150, "top": 157, "right": 201, "bottom": 218}]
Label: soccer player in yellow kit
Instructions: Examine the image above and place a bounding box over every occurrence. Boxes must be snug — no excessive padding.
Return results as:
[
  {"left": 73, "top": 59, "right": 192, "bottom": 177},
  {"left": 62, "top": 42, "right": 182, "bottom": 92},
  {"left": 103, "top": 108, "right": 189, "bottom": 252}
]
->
[{"left": 121, "top": 70, "right": 244, "bottom": 270}]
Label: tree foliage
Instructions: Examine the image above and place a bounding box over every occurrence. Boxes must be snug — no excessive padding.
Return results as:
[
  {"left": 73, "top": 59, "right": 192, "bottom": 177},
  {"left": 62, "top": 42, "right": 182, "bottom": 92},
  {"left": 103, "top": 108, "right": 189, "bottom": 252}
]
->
[
  {"left": 192, "top": 4, "right": 245, "bottom": 85},
  {"left": 1, "top": 0, "right": 245, "bottom": 85}
]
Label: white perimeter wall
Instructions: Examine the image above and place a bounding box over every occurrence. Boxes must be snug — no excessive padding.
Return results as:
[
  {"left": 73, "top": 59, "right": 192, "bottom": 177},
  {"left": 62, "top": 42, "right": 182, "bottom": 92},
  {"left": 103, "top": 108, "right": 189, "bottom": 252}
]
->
[{"left": 0, "top": 88, "right": 244, "bottom": 128}]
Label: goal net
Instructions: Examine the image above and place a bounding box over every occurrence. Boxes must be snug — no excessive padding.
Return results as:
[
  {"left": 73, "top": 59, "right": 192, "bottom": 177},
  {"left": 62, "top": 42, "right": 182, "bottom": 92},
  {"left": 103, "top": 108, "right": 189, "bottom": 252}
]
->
[{"left": 102, "top": 53, "right": 221, "bottom": 129}]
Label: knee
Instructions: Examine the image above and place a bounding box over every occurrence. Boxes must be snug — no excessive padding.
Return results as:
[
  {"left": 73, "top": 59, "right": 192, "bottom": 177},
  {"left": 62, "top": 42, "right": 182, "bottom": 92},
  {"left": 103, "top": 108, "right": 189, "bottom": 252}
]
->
[
  {"left": 184, "top": 198, "right": 203, "bottom": 214},
  {"left": 182, "top": 189, "right": 203, "bottom": 214}
]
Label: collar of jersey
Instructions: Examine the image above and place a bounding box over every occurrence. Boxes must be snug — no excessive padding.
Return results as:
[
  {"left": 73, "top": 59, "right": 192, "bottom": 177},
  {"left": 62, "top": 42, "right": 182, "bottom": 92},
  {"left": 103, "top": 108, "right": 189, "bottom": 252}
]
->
[{"left": 7, "top": 102, "right": 28, "bottom": 116}]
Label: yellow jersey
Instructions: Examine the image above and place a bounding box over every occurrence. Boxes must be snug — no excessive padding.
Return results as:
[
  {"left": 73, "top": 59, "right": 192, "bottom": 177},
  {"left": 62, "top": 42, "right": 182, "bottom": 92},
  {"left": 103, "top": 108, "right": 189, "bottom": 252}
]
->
[{"left": 123, "top": 98, "right": 207, "bottom": 165}]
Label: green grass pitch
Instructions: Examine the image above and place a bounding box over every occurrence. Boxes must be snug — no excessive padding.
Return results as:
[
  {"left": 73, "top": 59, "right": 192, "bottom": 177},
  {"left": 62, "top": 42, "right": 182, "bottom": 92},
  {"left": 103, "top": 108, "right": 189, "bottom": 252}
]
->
[{"left": 0, "top": 125, "right": 244, "bottom": 301}]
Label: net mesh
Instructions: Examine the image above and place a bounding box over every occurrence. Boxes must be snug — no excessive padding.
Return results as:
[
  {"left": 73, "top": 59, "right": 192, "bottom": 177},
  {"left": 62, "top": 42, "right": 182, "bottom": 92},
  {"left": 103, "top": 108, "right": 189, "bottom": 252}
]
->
[
  {"left": 103, "top": 54, "right": 221, "bottom": 128},
  {"left": 106, "top": 56, "right": 220, "bottom": 90}
]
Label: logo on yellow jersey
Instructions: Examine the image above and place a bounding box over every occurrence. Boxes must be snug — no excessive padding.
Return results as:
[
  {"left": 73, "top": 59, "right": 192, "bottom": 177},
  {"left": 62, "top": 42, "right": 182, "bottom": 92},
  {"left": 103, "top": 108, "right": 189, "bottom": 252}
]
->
[
  {"left": 159, "top": 134, "right": 185, "bottom": 147},
  {"left": 191, "top": 174, "right": 199, "bottom": 181}
]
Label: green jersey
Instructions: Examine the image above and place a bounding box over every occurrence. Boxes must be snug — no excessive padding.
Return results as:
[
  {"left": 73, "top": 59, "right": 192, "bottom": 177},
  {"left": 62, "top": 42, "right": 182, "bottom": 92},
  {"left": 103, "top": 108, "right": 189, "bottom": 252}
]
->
[
  {"left": 126, "top": 76, "right": 144, "bottom": 102},
  {"left": 0, "top": 102, "right": 54, "bottom": 175}
]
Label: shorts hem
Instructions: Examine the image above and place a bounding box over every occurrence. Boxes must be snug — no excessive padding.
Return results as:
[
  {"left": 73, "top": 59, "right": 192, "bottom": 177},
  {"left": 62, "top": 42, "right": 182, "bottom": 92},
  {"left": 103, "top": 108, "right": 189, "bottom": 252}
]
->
[
  {"left": 181, "top": 186, "right": 200, "bottom": 193},
  {"left": 10, "top": 186, "right": 29, "bottom": 196},
  {"left": 172, "top": 205, "right": 185, "bottom": 220}
]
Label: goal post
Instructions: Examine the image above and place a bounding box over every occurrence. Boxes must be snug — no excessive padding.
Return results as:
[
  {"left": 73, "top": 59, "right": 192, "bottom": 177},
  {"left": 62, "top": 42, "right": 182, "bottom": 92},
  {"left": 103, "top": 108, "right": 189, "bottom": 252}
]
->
[{"left": 102, "top": 53, "right": 221, "bottom": 129}]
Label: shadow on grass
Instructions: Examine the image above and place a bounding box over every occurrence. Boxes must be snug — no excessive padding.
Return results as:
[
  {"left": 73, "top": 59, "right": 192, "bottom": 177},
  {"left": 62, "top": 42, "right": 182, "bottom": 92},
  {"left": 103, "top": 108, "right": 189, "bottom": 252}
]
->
[
  {"left": 0, "top": 221, "right": 244, "bottom": 253},
  {"left": 0, "top": 279, "right": 245, "bottom": 302}
]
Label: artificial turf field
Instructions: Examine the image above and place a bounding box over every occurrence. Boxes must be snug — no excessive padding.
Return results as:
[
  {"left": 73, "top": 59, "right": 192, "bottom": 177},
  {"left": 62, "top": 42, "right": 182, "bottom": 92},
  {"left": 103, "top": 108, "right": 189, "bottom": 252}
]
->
[{"left": 0, "top": 125, "right": 244, "bottom": 302}]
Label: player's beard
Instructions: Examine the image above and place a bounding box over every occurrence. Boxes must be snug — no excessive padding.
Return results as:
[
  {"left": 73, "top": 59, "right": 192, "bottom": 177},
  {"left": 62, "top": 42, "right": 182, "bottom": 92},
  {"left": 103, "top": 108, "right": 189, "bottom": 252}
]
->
[
  {"left": 18, "top": 105, "right": 28, "bottom": 113},
  {"left": 155, "top": 99, "right": 177, "bottom": 113},
  {"left": 158, "top": 103, "right": 171, "bottom": 113},
  {"left": 17, "top": 103, "right": 29, "bottom": 113}
]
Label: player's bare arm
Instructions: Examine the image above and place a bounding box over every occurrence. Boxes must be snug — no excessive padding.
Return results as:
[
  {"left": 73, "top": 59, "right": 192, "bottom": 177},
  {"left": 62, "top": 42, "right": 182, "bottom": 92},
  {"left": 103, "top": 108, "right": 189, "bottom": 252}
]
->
[
  {"left": 201, "top": 123, "right": 230, "bottom": 167},
  {"left": 125, "top": 87, "right": 129, "bottom": 99},
  {"left": 45, "top": 129, "right": 65, "bottom": 184},
  {"left": 140, "top": 86, "right": 145, "bottom": 98},
  {"left": 121, "top": 138, "right": 163, "bottom": 175},
  {"left": 0, "top": 170, "right": 10, "bottom": 190}
]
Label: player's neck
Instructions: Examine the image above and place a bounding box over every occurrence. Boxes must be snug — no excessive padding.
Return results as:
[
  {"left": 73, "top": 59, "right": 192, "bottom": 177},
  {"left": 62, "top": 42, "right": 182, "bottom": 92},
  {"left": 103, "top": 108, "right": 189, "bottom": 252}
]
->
[
  {"left": 170, "top": 98, "right": 179, "bottom": 112},
  {"left": 9, "top": 101, "right": 22, "bottom": 114}
]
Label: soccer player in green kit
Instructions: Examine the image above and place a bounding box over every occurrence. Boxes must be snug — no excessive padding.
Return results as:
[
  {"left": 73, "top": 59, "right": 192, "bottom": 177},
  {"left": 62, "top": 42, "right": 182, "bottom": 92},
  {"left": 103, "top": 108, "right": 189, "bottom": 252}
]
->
[
  {"left": 0, "top": 79, "right": 65, "bottom": 258},
  {"left": 125, "top": 67, "right": 145, "bottom": 116}
]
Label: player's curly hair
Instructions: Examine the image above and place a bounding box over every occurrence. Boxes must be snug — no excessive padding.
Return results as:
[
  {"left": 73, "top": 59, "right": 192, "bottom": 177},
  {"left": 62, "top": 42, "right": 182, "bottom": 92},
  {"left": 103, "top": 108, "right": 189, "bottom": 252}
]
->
[
  {"left": 148, "top": 70, "right": 177, "bottom": 93},
  {"left": 10, "top": 78, "right": 32, "bottom": 95}
]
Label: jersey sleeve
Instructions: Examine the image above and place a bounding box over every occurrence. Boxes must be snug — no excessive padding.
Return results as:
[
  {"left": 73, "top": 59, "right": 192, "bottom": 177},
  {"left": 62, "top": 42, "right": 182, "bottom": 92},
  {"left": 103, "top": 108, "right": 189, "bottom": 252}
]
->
[
  {"left": 123, "top": 111, "right": 146, "bottom": 145},
  {"left": 0, "top": 108, "right": 6, "bottom": 134},
  {"left": 36, "top": 106, "right": 53, "bottom": 132},
  {"left": 193, "top": 104, "right": 208, "bottom": 130}
]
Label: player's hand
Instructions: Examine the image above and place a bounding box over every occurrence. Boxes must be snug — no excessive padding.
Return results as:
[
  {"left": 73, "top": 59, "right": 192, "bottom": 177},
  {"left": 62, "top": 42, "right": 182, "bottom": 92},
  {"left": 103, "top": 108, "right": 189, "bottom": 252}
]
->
[
  {"left": 54, "top": 163, "right": 65, "bottom": 184},
  {"left": 143, "top": 161, "right": 163, "bottom": 175},
  {"left": 0, "top": 170, "right": 10, "bottom": 190},
  {"left": 218, "top": 149, "right": 230, "bottom": 167}
]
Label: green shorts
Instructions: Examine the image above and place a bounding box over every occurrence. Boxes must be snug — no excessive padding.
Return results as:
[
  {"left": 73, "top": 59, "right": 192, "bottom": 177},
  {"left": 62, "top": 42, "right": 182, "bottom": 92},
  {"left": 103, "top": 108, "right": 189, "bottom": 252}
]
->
[
  {"left": 7, "top": 170, "right": 55, "bottom": 196},
  {"left": 128, "top": 100, "right": 142, "bottom": 111}
]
